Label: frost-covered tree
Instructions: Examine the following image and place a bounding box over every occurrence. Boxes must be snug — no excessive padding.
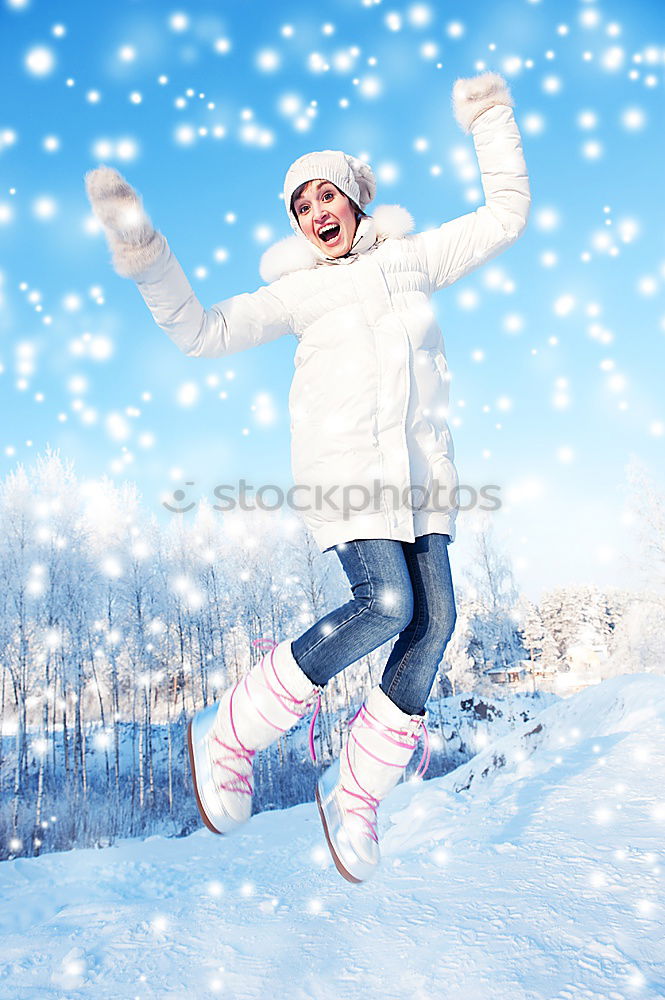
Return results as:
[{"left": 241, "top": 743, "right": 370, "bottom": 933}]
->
[
  {"left": 624, "top": 455, "right": 665, "bottom": 589},
  {"left": 441, "top": 597, "right": 478, "bottom": 696},
  {"left": 538, "top": 585, "right": 625, "bottom": 674},
  {"left": 463, "top": 514, "right": 519, "bottom": 613},
  {"left": 514, "top": 596, "right": 547, "bottom": 692},
  {"left": 602, "top": 592, "right": 665, "bottom": 679},
  {"left": 0, "top": 463, "right": 38, "bottom": 839},
  {"left": 539, "top": 587, "right": 581, "bottom": 665},
  {"left": 461, "top": 515, "right": 524, "bottom": 675}
]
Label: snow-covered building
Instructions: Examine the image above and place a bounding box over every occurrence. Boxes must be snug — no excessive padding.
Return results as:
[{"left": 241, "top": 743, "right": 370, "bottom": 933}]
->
[
  {"left": 484, "top": 663, "right": 527, "bottom": 686},
  {"left": 558, "top": 640, "right": 609, "bottom": 694},
  {"left": 566, "top": 640, "right": 608, "bottom": 674}
]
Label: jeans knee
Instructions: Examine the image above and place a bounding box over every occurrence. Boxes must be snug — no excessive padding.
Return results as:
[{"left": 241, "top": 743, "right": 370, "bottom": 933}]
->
[
  {"left": 430, "top": 598, "right": 456, "bottom": 649},
  {"left": 369, "top": 582, "right": 413, "bottom": 638}
]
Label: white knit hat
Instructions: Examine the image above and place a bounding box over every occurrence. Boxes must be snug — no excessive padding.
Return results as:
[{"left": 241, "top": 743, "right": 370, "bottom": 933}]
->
[{"left": 283, "top": 149, "right": 377, "bottom": 236}]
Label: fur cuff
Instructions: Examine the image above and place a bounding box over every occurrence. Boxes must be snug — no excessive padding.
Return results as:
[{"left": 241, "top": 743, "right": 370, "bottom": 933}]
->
[
  {"left": 110, "top": 229, "right": 167, "bottom": 280},
  {"left": 452, "top": 71, "right": 514, "bottom": 134}
]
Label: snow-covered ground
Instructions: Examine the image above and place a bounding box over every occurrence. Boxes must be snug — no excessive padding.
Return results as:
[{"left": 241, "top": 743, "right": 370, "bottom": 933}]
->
[{"left": 1, "top": 673, "right": 664, "bottom": 1000}]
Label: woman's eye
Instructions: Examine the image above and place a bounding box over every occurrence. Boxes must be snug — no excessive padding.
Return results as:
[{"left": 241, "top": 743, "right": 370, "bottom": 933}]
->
[{"left": 299, "top": 191, "right": 333, "bottom": 214}]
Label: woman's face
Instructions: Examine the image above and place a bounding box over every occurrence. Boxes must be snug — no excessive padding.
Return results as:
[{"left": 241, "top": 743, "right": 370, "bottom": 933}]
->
[{"left": 293, "top": 180, "right": 359, "bottom": 257}]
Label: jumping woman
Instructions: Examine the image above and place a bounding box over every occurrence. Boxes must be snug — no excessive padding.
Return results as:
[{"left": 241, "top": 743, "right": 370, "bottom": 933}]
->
[{"left": 85, "top": 70, "right": 530, "bottom": 883}]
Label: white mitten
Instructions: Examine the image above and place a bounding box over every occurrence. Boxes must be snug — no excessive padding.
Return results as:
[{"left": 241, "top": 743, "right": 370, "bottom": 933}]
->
[
  {"left": 451, "top": 71, "right": 514, "bottom": 134},
  {"left": 84, "top": 165, "right": 166, "bottom": 279}
]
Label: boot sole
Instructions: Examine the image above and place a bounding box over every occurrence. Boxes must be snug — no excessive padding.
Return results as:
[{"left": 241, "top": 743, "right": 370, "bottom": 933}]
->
[
  {"left": 187, "top": 718, "right": 227, "bottom": 836},
  {"left": 315, "top": 783, "right": 362, "bottom": 884}
]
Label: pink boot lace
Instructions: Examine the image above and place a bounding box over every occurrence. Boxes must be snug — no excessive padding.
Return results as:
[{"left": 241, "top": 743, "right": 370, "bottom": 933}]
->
[
  {"left": 212, "top": 637, "right": 323, "bottom": 797},
  {"left": 338, "top": 701, "right": 430, "bottom": 844}
]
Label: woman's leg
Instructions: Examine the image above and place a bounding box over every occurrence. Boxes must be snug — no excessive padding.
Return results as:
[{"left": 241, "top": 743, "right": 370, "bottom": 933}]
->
[
  {"left": 291, "top": 538, "right": 414, "bottom": 687},
  {"left": 314, "top": 536, "right": 451, "bottom": 883},
  {"left": 380, "top": 533, "right": 457, "bottom": 716}
]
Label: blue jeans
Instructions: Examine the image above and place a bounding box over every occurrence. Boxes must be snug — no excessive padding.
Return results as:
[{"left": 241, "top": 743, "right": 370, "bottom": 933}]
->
[{"left": 290, "top": 533, "right": 457, "bottom": 716}]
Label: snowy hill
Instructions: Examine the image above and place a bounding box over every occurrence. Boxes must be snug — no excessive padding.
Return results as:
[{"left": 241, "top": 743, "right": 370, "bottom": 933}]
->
[{"left": 1, "top": 673, "right": 664, "bottom": 1000}]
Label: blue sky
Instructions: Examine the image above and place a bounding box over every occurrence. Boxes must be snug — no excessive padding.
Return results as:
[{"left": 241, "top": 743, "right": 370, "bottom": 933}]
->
[{"left": 0, "top": 0, "right": 664, "bottom": 602}]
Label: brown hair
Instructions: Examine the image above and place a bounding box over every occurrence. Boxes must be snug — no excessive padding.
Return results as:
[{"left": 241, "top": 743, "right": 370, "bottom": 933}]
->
[{"left": 290, "top": 180, "right": 366, "bottom": 228}]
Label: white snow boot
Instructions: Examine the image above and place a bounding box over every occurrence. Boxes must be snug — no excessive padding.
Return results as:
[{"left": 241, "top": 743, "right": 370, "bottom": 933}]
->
[
  {"left": 188, "top": 638, "right": 322, "bottom": 835},
  {"left": 316, "top": 685, "right": 430, "bottom": 883}
]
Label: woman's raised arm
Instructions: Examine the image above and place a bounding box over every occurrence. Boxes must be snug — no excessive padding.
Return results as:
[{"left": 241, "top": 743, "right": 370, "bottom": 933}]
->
[
  {"left": 84, "top": 166, "right": 294, "bottom": 358},
  {"left": 413, "top": 71, "right": 531, "bottom": 295}
]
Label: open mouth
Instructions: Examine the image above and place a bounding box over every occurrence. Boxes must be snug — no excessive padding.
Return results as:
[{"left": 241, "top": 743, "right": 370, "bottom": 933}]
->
[{"left": 318, "top": 223, "right": 341, "bottom": 244}]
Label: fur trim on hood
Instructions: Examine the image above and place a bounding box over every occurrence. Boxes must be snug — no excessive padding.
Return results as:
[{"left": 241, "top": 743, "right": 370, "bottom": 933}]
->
[{"left": 259, "top": 203, "right": 415, "bottom": 284}]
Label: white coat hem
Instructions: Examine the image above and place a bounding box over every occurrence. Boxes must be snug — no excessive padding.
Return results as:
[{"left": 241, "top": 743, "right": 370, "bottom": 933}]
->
[{"left": 312, "top": 510, "right": 456, "bottom": 553}]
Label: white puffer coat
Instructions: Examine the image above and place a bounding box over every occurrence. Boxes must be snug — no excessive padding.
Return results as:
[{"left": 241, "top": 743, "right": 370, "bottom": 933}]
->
[{"left": 132, "top": 95, "right": 530, "bottom": 554}]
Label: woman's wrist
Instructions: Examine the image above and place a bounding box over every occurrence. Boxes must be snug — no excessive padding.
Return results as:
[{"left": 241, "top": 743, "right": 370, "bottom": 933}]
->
[{"left": 108, "top": 229, "right": 167, "bottom": 280}]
